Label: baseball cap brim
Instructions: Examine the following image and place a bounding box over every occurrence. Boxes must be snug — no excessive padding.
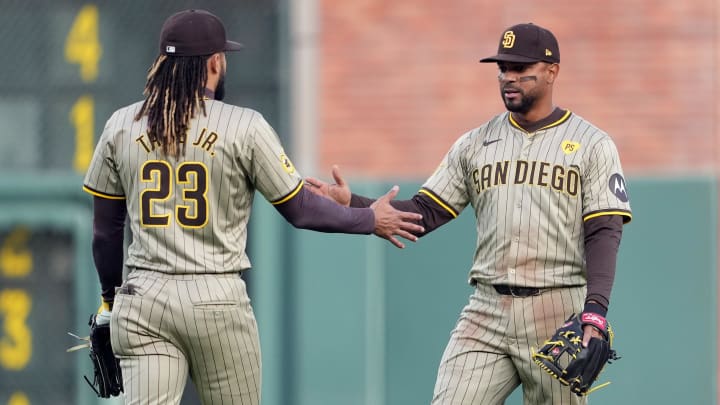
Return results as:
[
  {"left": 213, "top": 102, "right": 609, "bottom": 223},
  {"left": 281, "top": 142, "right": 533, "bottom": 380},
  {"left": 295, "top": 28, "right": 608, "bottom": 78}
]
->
[
  {"left": 479, "top": 54, "right": 543, "bottom": 63},
  {"left": 224, "top": 40, "right": 244, "bottom": 52}
]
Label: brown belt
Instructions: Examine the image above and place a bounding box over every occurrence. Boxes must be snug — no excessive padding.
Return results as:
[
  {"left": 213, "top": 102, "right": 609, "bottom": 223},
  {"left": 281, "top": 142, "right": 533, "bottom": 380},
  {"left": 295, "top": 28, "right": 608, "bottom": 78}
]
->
[{"left": 493, "top": 284, "right": 541, "bottom": 297}]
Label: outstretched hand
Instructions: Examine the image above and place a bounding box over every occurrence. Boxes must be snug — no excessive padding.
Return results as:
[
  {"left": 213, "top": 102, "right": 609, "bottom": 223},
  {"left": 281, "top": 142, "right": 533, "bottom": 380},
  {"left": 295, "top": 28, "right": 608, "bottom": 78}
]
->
[
  {"left": 306, "top": 166, "right": 424, "bottom": 248},
  {"left": 305, "top": 165, "right": 351, "bottom": 206},
  {"left": 371, "top": 185, "right": 424, "bottom": 248}
]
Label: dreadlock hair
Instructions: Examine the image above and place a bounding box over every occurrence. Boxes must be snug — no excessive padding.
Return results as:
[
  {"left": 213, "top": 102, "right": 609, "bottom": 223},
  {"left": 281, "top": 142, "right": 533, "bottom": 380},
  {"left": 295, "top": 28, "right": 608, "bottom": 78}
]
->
[{"left": 135, "top": 54, "right": 208, "bottom": 159}]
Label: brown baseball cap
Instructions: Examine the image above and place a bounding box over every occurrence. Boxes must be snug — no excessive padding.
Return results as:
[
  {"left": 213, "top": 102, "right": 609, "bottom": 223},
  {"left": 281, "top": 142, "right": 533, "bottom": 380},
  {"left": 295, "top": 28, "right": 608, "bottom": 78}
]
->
[
  {"left": 480, "top": 23, "right": 559, "bottom": 64},
  {"left": 159, "top": 9, "right": 244, "bottom": 57}
]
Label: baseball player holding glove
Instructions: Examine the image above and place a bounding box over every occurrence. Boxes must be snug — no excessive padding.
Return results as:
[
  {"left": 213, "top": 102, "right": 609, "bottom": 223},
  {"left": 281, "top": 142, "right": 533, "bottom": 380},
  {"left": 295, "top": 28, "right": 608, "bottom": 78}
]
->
[
  {"left": 79, "top": 9, "right": 422, "bottom": 405},
  {"left": 306, "top": 23, "right": 631, "bottom": 404},
  {"left": 67, "top": 306, "right": 123, "bottom": 398}
]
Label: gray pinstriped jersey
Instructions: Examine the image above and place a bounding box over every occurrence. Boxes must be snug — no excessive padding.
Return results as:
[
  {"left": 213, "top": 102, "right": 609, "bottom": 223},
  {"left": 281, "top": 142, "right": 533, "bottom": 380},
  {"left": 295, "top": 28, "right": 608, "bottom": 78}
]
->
[
  {"left": 83, "top": 100, "right": 302, "bottom": 274},
  {"left": 422, "top": 111, "right": 632, "bottom": 288}
]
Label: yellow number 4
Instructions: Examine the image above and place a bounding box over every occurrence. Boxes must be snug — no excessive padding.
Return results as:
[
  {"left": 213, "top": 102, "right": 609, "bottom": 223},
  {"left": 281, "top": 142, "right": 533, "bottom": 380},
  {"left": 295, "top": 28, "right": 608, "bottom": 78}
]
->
[{"left": 65, "top": 4, "right": 102, "bottom": 82}]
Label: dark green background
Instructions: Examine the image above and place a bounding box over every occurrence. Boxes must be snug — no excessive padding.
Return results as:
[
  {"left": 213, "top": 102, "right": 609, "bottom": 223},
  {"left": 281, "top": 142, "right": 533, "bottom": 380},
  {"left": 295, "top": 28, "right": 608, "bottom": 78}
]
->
[
  {"left": 0, "top": 0, "right": 282, "bottom": 172},
  {"left": 252, "top": 177, "right": 717, "bottom": 405}
]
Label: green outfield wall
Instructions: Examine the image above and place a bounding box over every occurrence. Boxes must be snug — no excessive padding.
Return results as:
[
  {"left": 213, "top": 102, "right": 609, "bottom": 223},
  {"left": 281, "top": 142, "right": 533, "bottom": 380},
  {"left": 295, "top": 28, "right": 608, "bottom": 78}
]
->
[
  {"left": 252, "top": 177, "right": 717, "bottom": 405},
  {"left": 0, "top": 176, "right": 714, "bottom": 405}
]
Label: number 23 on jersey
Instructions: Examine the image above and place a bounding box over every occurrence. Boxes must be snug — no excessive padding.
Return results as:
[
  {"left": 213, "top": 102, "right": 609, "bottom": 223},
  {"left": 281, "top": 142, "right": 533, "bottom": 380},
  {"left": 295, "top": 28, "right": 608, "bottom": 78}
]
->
[{"left": 140, "top": 160, "right": 209, "bottom": 228}]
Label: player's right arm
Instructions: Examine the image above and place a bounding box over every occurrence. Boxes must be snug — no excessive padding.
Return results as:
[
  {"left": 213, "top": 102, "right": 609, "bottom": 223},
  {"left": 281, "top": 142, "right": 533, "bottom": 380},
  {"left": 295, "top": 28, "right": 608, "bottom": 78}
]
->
[
  {"left": 274, "top": 184, "right": 423, "bottom": 248},
  {"left": 305, "top": 167, "right": 454, "bottom": 237},
  {"left": 305, "top": 133, "right": 472, "bottom": 236},
  {"left": 242, "top": 112, "right": 423, "bottom": 248}
]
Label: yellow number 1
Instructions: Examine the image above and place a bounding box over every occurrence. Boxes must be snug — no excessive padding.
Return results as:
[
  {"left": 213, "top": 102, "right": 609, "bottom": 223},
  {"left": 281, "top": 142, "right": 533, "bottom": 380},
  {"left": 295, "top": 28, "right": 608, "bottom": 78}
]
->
[
  {"left": 70, "top": 95, "right": 95, "bottom": 173},
  {"left": 65, "top": 4, "right": 102, "bottom": 82}
]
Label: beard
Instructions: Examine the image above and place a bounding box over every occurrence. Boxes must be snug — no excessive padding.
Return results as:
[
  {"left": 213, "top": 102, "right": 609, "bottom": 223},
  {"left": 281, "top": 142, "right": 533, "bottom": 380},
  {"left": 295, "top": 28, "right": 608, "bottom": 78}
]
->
[
  {"left": 503, "top": 91, "right": 537, "bottom": 114},
  {"left": 215, "top": 73, "right": 226, "bottom": 101}
]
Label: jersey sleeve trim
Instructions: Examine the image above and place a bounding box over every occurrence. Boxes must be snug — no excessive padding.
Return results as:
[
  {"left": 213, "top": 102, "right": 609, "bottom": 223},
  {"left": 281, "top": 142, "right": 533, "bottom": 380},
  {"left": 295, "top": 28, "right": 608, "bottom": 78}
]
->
[
  {"left": 418, "top": 188, "right": 458, "bottom": 218},
  {"left": 583, "top": 209, "right": 632, "bottom": 224},
  {"left": 271, "top": 180, "right": 304, "bottom": 205},
  {"left": 83, "top": 185, "right": 126, "bottom": 200}
]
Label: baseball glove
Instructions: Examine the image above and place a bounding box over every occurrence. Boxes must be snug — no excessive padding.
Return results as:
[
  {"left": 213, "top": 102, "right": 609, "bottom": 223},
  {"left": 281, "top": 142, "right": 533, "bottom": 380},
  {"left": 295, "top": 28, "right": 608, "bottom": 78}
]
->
[
  {"left": 67, "top": 314, "right": 123, "bottom": 398},
  {"left": 531, "top": 313, "right": 619, "bottom": 396}
]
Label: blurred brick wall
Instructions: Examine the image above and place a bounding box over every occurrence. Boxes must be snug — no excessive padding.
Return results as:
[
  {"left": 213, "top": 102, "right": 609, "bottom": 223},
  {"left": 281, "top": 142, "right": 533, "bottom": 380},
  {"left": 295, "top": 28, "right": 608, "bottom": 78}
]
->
[{"left": 318, "top": 0, "right": 718, "bottom": 179}]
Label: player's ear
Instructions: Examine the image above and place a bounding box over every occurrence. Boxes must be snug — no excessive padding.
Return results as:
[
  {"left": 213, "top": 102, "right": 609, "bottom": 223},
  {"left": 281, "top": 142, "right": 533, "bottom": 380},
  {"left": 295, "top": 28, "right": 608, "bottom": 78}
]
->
[
  {"left": 546, "top": 63, "right": 559, "bottom": 84},
  {"left": 207, "top": 53, "right": 223, "bottom": 74}
]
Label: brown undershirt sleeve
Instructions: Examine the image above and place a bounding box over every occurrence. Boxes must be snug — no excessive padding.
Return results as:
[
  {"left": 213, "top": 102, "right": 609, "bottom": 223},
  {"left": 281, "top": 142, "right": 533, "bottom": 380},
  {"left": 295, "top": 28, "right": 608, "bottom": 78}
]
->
[
  {"left": 582, "top": 215, "right": 624, "bottom": 316},
  {"left": 350, "top": 192, "right": 454, "bottom": 236},
  {"left": 92, "top": 196, "right": 127, "bottom": 305},
  {"left": 274, "top": 186, "right": 375, "bottom": 234},
  {"left": 350, "top": 193, "right": 375, "bottom": 208}
]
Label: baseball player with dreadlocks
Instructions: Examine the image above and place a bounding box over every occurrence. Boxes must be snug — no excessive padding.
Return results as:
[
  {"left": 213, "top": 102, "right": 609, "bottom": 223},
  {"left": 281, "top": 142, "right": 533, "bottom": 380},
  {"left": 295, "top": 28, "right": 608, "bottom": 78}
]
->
[
  {"left": 82, "top": 9, "right": 423, "bottom": 404},
  {"left": 307, "top": 23, "right": 631, "bottom": 404}
]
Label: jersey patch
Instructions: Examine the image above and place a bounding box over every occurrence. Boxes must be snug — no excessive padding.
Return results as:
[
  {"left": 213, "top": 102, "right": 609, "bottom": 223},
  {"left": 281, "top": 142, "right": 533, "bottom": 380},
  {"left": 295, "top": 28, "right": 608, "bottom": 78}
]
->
[
  {"left": 561, "top": 141, "right": 580, "bottom": 155},
  {"left": 609, "top": 173, "right": 629, "bottom": 202},
  {"left": 279, "top": 153, "right": 296, "bottom": 174}
]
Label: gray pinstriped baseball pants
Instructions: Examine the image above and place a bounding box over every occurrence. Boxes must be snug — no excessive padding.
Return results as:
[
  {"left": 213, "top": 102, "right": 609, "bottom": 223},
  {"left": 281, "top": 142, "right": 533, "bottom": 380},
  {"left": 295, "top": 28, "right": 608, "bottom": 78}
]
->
[
  {"left": 432, "top": 282, "right": 588, "bottom": 405},
  {"left": 110, "top": 269, "right": 261, "bottom": 405}
]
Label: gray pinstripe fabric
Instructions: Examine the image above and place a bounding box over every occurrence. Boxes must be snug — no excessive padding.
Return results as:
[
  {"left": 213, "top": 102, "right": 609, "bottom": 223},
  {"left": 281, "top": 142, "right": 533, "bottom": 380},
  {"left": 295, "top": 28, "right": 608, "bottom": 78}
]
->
[
  {"left": 423, "top": 112, "right": 631, "bottom": 288},
  {"left": 84, "top": 98, "right": 303, "bottom": 404},
  {"left": 432, "top": 284, "right": 587, "bottom": 405},
  {"left": 424, "top": 111, "right": 630, "bottom": 404},
  {"left": 84, "top": 100, "right": 302, "bottom": 274},
  {"left": 111, "top": 270, "right": 260, "bottom": 405}
]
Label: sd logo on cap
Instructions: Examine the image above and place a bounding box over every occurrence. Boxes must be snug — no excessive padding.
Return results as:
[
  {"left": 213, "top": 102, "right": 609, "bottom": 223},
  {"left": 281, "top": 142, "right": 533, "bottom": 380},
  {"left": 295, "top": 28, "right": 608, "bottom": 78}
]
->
[{"left": 481, "top": 23, "right": 560, "bottom": 64}]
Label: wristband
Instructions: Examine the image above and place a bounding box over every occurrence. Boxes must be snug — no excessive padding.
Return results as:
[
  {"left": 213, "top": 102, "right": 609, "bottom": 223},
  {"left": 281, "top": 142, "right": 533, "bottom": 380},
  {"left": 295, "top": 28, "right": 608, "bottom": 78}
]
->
[{"left": 580, "top": 312, "right": 610, "bottom": 340}]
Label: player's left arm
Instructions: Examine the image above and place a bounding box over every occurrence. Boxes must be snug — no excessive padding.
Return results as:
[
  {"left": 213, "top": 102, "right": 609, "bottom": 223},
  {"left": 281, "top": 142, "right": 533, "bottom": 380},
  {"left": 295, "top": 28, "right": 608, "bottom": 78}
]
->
[
  {"left": 581, "top": 214, "right": 623, "bottom": 345},
  {"left": 582, "top": 214, "right": 623, "bottom": 317},
  {"left": 91, "top": 197, "right": 127, "bottom": 310},
  {"left": 580, "top": 136, "right": 632, "bottom": 343}
]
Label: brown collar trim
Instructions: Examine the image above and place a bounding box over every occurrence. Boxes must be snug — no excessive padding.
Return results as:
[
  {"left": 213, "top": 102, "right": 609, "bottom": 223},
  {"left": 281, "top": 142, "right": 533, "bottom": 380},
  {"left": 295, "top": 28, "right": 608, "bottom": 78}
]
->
[{"left": 509, "top": 108, "right": 571, "bottom": 134}]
